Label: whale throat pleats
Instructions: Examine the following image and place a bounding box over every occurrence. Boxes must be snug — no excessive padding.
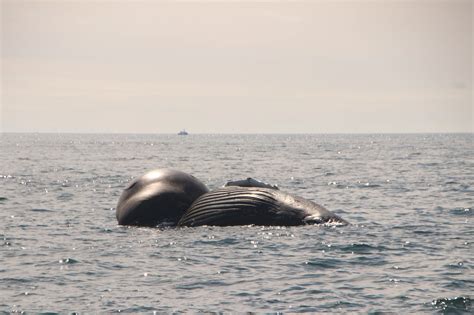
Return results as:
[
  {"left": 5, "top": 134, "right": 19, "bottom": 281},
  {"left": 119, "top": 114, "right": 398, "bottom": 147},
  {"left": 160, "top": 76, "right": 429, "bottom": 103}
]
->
[{"left": 178, "top": 187, "right": 282, "bottom": 227}]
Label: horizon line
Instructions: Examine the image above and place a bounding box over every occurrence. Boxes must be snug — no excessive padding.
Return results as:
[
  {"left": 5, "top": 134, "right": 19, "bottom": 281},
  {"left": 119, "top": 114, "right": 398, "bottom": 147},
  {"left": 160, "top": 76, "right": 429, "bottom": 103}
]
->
[{"left": 1, "top": 131, "right": 472, "bottom": 135}]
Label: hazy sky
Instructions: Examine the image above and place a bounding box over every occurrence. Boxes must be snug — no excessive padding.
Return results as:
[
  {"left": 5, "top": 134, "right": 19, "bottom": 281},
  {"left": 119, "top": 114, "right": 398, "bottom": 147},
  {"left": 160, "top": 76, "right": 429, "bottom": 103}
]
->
[{"left": 1, "top": 0, "right": 472, "bottom": 133}]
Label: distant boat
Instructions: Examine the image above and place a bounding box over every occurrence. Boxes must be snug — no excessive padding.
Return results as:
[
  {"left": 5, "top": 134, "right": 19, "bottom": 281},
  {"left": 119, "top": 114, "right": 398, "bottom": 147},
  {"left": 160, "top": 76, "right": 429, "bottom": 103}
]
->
[{"left": 178, "top": 129, "right": 189, "bottom": 136}]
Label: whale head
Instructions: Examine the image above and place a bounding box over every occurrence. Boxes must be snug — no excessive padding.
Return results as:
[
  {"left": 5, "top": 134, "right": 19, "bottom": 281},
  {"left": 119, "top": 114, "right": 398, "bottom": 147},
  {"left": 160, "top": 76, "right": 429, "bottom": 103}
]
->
[{"left": 116, "top": 169, "right": 209, "bottom": 226}]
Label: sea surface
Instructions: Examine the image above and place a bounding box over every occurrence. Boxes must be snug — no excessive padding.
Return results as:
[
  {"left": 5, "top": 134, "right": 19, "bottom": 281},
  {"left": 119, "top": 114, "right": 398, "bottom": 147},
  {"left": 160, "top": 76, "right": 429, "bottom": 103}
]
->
[{"left": 0, "top": 133, "right": 472, "bottom": 314}]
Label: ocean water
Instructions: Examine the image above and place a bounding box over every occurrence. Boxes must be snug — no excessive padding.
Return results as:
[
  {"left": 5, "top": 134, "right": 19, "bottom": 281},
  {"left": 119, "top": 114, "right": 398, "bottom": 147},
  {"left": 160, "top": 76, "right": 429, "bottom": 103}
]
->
[{"left": 0, "top": 133, "right": 472, "bottom": 313}]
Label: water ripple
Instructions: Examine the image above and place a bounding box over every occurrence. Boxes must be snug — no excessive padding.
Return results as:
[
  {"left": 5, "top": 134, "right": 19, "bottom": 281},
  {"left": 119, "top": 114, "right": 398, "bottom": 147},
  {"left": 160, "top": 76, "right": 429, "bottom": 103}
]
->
[
  {"left": 31, "top": 208, "right": 54, "bottom": 212},
  {"left": 450, "top": 207, "right": 472, "bottom": 216},
  {"left": 1, "top": 133, "right": 472, "bottom": 313},
  {"left": 431, "top": 296, "right": 472, "bottom": 312}
]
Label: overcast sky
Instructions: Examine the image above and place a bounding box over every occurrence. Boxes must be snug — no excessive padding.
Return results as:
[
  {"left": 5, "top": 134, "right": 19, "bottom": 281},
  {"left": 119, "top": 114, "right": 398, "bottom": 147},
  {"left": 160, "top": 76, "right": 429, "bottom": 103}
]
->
[{"left": 1, "top": 0, "right": 472, "bottom": 133}]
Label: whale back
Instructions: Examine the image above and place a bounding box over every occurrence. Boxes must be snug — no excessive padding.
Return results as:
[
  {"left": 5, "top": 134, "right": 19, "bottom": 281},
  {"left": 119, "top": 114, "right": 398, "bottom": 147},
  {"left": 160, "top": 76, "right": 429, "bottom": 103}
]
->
[{"left": 224, "top": 177, "right": 279, "bottom": 190}]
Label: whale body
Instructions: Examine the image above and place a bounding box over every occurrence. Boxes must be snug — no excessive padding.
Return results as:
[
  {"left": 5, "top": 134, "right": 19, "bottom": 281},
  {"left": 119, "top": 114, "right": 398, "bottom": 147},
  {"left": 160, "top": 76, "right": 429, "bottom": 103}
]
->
[
  {"left": 224, "top": 177, "right": 279, "bottom": 190},
  {"left": 178, "top": 186, "right": 348, "bottom": 227}
]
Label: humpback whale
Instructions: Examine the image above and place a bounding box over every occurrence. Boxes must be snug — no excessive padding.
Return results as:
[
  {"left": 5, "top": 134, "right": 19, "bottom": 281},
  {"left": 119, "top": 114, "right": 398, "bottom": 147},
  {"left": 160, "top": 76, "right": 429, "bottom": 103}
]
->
[{"left": 115, "top": 169, "right": 348, "bottom": 227}]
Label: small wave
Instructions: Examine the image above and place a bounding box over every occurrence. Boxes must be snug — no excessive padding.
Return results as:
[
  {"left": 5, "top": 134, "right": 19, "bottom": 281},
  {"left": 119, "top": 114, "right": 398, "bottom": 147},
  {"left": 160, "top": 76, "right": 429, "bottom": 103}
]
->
[
  {"left": 175, "top": 279, "right": 227, "bottom": 290},
  {"left": 111, "top": 306, "right": 156, "bottom": 313},
  {"left": 280, "top": 285, "right": 306, "bottom": 293},
  {"left": 412, "top": 229, "right": 436, "bottom": 235},
  {"left": 351, "top": 255, "right": 387, "bottom": 266},
  {"left": 450, "top": 207, "right": 472, "bottom": 216},
  {"left": 445, "top": 261, "right": 468, "bottom": 270},
  {"left": 327, "top": 181, "right": 348, "bottom": 189},
  {"left": 358, "top": 183, "right": 381, "bottom": 188},
  {"left": 445, "top": 181, "right": 459, "bottom": 185},
  {"left": 0, "top": 197, "right": 7, "bottom": 202},
  {"left": 1, "top": 277, "right": 30, "bottom": 283},
  {"left": 443, "top": 279, "right": 473, "bottom": 289},
  {"left": 16, "top": 291, "right": 36, "bottom": 297},
  {"left": 431, "top": 296, "right": 471, "bottom": 312},
  {"left": 193, "top": 237, "right": 240, "bottom": 246},
  {"left": 31, "top": 208, "right": 54, "bottom": 212},
  {"left": 420, "top": 162, "right": 440, "bottom": 167},
  {"left": 97, "top": 262, "right": 125, "bottom": 270},
  {"left": 57, "top": 192, "right": 74, "bottom": 201},
  {"left": 233, "top": 291, "right": 255, "bottom": 297},
  {"left": 58, "top": 258, "right": 79, "bottom": 264},
  {"left": 339, "top": 243, "right": 386, "bottom": 254},
  {"left": 304, "top": 258, "right": 341, "bottom": 269},
  {"left": 319, "top": 300, "right": 365, "bottom": 310}
]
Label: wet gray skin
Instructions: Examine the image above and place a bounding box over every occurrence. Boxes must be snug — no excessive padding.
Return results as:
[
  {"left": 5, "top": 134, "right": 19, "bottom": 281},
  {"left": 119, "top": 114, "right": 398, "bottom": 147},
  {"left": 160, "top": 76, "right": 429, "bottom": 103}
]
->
[
  {"left": 178, "top": 186, "right": 348, "bottom": 227},
  {"left": 116, "top": 169, "right": 209, "bottom": 226}
]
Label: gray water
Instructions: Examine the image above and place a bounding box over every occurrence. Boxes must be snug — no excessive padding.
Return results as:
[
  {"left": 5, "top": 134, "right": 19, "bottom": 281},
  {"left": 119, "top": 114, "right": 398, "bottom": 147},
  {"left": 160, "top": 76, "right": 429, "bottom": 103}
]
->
[{"left": 0, "top": 133, "right": 472, "bottom": 313}]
